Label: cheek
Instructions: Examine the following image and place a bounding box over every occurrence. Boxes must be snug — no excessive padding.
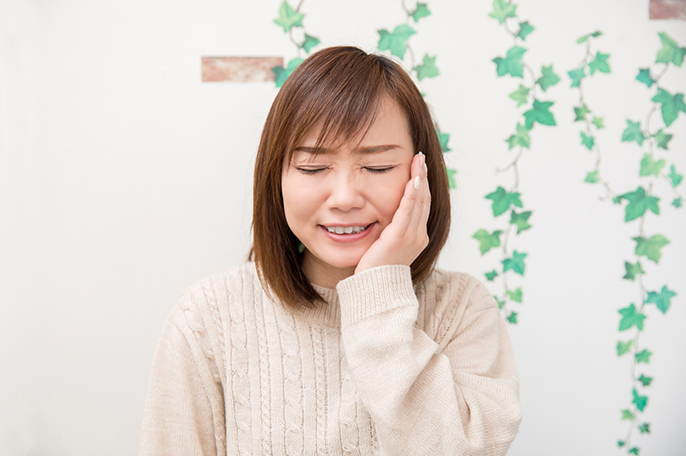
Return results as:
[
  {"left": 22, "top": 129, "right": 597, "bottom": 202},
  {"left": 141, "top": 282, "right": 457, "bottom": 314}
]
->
[
  {"left": 282, "top": 173, "right": 320, "bottom": 229},
  {"left": 369, "top": 173, "right": 408, "bottom": 218}
]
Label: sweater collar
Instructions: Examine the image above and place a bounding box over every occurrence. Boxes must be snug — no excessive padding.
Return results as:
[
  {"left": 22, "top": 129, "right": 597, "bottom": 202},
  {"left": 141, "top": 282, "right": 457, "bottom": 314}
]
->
[{"left": 290, "top": 284, "right": 341, "bottom": 328}]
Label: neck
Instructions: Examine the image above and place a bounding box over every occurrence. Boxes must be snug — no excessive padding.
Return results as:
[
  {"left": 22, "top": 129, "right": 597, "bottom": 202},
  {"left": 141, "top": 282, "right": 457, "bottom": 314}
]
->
[{"left": 302, "top": 252, "right": 355, "bottom": 288}]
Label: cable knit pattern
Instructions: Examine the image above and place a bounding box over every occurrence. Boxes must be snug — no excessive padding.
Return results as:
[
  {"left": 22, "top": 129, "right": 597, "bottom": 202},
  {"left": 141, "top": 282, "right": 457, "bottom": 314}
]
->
[
  {"left": 228, "top": 269, "right": 250, "bottom": 456},
  {"left": 140, "top": 262, "right": 522, "bottom": 455},
  {"left": 338, "top": 352, "right": 359, "bottom": 454},
  {"left": 277, "top": 309, "right": 304, "bottom": 454}
]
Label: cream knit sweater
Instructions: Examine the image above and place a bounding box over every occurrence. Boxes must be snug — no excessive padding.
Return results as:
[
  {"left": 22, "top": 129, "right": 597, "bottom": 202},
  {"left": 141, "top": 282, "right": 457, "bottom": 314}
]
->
[{"left": 140, "top": 263, "right": 521, "bottom": 455}]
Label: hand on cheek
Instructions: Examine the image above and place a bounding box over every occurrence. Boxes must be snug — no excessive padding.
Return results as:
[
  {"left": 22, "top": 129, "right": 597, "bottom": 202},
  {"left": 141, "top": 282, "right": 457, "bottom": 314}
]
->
[{"left": 354, "top": 152, "right": 431, "bottom": 275}]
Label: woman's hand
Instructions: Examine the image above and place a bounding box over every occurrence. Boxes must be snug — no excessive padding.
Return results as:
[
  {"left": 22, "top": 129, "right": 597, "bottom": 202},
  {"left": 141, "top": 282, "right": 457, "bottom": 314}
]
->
[{"left": 354, "top": 152, "right": 430, "bottom": 275}]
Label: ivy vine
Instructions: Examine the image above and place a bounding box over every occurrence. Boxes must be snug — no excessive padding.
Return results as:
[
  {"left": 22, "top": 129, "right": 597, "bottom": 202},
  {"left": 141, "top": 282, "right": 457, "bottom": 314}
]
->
[
  {"left": 477, "top": 0, "right": 560, "bottom": 324},
  {"left": 372, "top": 1, "right": 457, "bottom": 186},
  {"left": 569, "top": 31, "right": 684, "bottom": 455},
  {"left": 271, "top": 0, "right": 321, "bottom": 87}
]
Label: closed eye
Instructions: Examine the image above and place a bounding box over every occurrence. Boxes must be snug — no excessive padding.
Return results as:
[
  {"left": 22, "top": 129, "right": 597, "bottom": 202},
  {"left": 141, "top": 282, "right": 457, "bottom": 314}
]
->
[
  {"left": 365, "top": 166, "right": 395, "bottom": 174},
  {"left": 296, "top": 167, "right": 327, "bottom": 175}
]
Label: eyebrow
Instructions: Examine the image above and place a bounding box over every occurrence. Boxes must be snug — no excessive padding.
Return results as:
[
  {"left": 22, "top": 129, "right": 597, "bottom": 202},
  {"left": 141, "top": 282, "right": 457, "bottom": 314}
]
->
[{"left": 293, "top": 144, "right": 401, "bottom": 155}]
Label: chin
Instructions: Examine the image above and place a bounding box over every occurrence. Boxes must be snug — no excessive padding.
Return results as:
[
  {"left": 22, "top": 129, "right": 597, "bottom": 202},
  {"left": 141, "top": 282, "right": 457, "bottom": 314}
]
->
[{"left": 317, "top": 250, "right": 364, "bottom": 271}]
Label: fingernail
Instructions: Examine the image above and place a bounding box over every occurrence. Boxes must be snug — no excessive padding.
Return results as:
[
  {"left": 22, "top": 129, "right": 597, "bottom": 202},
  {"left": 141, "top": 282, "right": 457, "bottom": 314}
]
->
[
  {"left": 414, "top": 176, "right": 420, "bottom": 190},
  {"left": 424, "top": 163, "right": 428, "bottom": 175}
]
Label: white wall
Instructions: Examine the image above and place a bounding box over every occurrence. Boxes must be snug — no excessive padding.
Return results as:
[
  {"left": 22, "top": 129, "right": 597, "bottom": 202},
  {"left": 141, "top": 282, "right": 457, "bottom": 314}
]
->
[{"left": 0, "top": 0, "right": 684, "bottom": 455}]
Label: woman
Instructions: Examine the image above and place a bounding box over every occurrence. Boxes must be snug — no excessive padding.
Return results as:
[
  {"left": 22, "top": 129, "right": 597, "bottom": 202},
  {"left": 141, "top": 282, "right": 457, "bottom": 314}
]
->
[{"left": 141, "top": 46, "right": 521, "bottom": 455}]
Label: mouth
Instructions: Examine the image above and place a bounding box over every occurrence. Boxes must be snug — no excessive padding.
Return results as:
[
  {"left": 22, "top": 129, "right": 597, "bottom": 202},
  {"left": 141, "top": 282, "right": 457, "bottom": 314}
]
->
[{"left": 322, "top": 223, "right": 373, "bottom": 235}]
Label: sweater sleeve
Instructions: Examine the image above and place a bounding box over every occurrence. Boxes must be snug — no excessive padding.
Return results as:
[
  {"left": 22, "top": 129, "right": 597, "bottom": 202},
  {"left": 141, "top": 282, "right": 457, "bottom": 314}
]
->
[
  {"left": 140, "top": 289, "right": 226, "bottom": 456},
  {"left": 336, "top": 265, "right": 521, "bottom": 456}
]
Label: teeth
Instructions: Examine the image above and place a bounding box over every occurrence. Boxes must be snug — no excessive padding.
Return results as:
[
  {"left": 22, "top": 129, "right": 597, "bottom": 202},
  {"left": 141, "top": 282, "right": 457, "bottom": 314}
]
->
[{"left": 326, "top": 225, "right": 369, "bottom": 235}]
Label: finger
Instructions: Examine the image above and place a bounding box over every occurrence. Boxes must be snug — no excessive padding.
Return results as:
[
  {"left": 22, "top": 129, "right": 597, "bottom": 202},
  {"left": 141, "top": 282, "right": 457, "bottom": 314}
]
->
[
  {"left": 387, "top": 169, "right": 418, "bottom": 239},
  {"left": 408, "top": 153, "right": 429, "bottom": 234},
  {"left": 389, "top": 153, "right": 423, "bottom": 239}
]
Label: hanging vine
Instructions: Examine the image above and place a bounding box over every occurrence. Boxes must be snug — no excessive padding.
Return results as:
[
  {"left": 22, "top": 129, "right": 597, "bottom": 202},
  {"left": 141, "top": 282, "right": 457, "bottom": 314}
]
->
[
  {"left": 271, "top": 0, "right": 321, "bottom": 87},
  {"left": 568, "top": 31, "right": 684, "bottom": 455},
  {"left": 477, "top": 0, "right": 560, "bottom": 324},
  {"left": 373, "top": 1, "right": 457, "bottom": 185}
]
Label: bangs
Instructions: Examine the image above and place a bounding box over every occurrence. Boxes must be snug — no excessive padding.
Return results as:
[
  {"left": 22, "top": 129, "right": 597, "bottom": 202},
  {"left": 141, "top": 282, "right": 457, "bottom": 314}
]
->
[{"left": 281, "top": 50, "right": 392, "bottom": 160}]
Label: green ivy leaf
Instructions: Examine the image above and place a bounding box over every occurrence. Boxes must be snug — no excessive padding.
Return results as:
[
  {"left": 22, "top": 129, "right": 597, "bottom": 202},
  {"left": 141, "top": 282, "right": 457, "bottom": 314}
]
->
[
  {"left": 486, "top": 186, "right": 523, "bottom": 216},
  {"left": 623, "top": 261, "right": 645, "bottom": 281},
  {"left": 574, "top": 104, "right": 590, "bottom": 122},
  {"left": 667, "top": 164, "right": 682, "bottom": 187},
  {"left": 651, "top": 88, "right": 686, "bottom": 127},
  {"left": 621, "top": 120, "right": 645, "bottom": 146},
  {"left": 617, "top": 340, "right": 633, "bottom": 356},
  {"left": 588, "top": 52, "right": 611, "bottom": 75},
  {"left": 655, "top": 32, "right": 686, "bottom": 67},
  {"left": 489, "top": 0, "right": 518, "bottom": 24},
  {"left": 638, "top": 423, "right": 651, "bottom": 434},
  {"left": 634, "top": 235, "right": 670, "bottom": 263},
  {"left": 618, "top": 440, "right": 626, "bottom": 448},
  {"left": 632, "top": 388, "right": 648, "bottom": 412},
  {"left": 414, "top": 54, "right": 439, "bottom": 81},
  {"left": 618, "top": 303, "right": 646, "bottom": 331},
  {"left": 673, "top": 197, "right": 683, "bottom": 208},
  {"left": 636, "top": 68, "right": 655, "bottom": 88},
  {"left": 300, "top": 34, "right": 320, "bottom": 54},
  {"left": 618, "top": 187, "right": 660, "bottom": 222},
  {"left": 628, "top": 447, "right": 640, "bottom": 455},
  {"left": 509, "top": 209, "right": 532, "bottom": 233},
  {"left": 485, "top": 270, "right": 498, "bottom": 281},
  {"left": 646, "top": 285, "right": 677, "bottom": 314},
  {"left": 495, "top": 296, "right": 505, "bottom": 309},
  {"left": 507, "top": 311, "right": 518, "bottom": 324},
  {"left": 580, "top": 131, "right": 595, "bottom": 150},
  {"left": 436, "top": 128, "right": 451, "bottom": 152},
  {"left": 503, "top": 250, "right": 527, "bottom": 276},
  {"left": 493, "top": 46, "right": 527, "bottom": 78},
  {"left": 536, "top": 65, "right": 560, "bottom": 91},
  {"left": 639, "top": 153, "right": 666, "bottom": 177},
  {"left": 523, "top": 99, "right": 556, "bottom": 129},
  {"left": 577, "top": 31, "right": 602, "bottom": 44},
  {"left": 635, "top": 349, "right": 652, "bottom": 364},
  {"left": 473, "top": 229, "right": 503, "bottom": 254},
  {"left": 377, "top": 24, "right": 416, "bottom": 59},
  {"left": 506, "top": 123, "right": 531, "bottom": 149},
  {"left": 584, "top": 171, "right": 599, "bottom": 183},
  {"left": 568, "top": 67, "right": 586, "bottom": 88},
  {"left": 446, "top": 168, "right": 457, "bottom": 190},
  {"left": 273, "top": 0, "right": 304, "bottom": 32},
  {"left": 506, "top": 288, "right": 523, "bottom": 303},
  {"left": 621, "top": 409, "right": 635, "bottom": 420},
  {"left": 517, "top": 21, "right": 534, "bottom": 40},
  {"left": 591, "top": 116, "right": 604, "bottom": 129},
  {"left": 509, "top": 84, "right": 530, "bottom": 107},
  {"left": 638, "top": 374, "right": 653, "bottom": 387},
  {"left": 272, "top": 57, "right": 305, "bottom": 88},
  {"left": 409, "top": 2, "right": 431, "bottom": 22},
  {"left": 653, "top": 129, "right": 673, "bottom": 150}
]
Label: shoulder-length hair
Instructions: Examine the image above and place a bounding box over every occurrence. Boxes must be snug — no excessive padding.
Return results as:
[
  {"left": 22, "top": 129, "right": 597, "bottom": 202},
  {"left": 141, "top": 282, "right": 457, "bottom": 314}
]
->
[{"left": 252, "top": 46, "right": 451, "bottom": 309}]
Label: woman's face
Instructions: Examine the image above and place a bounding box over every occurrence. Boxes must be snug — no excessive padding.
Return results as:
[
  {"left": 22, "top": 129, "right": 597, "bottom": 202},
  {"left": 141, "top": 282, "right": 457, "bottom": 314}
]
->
[{"left": 281, "top": 97, "right": 414, "bottom": 287}]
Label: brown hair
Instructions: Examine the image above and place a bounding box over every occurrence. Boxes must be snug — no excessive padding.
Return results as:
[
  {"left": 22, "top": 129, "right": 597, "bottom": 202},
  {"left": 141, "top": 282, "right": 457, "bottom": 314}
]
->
[{"left": 252, "top": 46, "right": 451, "bottom": 309}]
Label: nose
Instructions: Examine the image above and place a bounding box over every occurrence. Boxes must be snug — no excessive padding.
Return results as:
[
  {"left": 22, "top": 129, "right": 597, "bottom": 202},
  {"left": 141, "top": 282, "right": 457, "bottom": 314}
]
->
[{"left": 326, "top": 171, "right": 365, "bottom": 212}]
